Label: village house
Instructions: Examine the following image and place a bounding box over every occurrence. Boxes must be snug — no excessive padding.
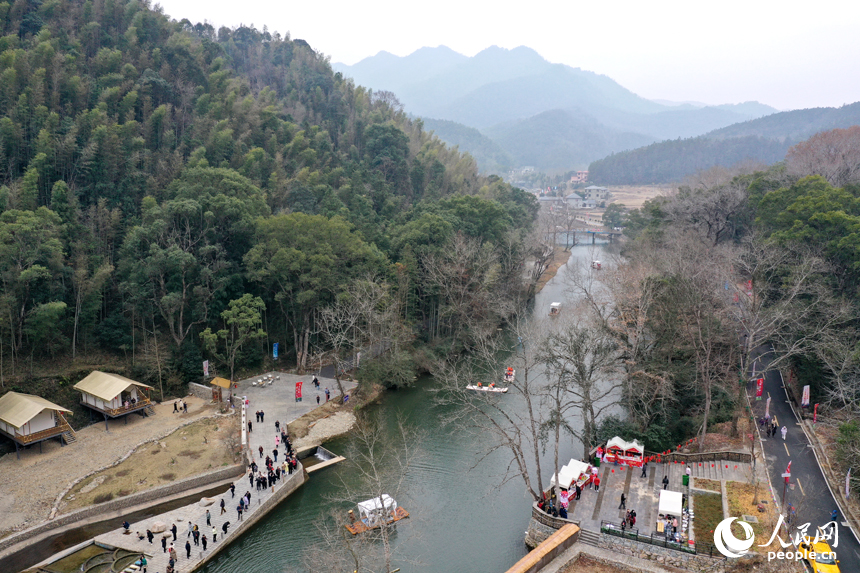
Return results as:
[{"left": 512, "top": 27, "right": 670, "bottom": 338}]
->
[
  {"left": 570, "top": 170, "right": 588, "bottom": 183},
  {"left": 74, "top": 371, "right": 155, "bottom": 429},
  {"left": 582, "top": 185, "right": 610, "bottom": 202},
  {"left": 0, "top": 391, "right": 75, "bottom": 458}
]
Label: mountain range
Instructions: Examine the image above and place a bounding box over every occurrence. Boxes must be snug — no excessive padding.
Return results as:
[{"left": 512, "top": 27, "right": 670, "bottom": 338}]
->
[{"left": 334, "top": 46, "right": 779, "bottom": 173}]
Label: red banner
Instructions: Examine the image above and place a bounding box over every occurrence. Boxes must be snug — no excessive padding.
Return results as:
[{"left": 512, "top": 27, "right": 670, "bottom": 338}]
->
[
  {"left": 756, "top": 378, "right": 764, "bottom": 397},
  {"left": 814, "top": 403, "right": 819, "bottom": 423},
  {"left": 295, "top": 381, "right": 303, "bottom": 399}
]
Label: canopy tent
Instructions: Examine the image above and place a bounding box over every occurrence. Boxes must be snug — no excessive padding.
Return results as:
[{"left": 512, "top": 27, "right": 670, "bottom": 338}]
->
[
  {"left": 357, "top": 495, "right": 397, "bottom": 521},
  {"left": 606, "top": 436, "right": 643, "bottom": 453},
  {"left": 0, "top": 391, "right": 71, "bottom": 430},
  {"left": 74, "top": 371, "right": 153, "bottom": 402},
  {"left": 210, "top": 377, "right": 232, "bottom": 389},
  {"left": 658, "top": 490, "right": 683, "bottom": 516},
  {"left": 550, "top": 459, "right": 591, "bottom": 490}
]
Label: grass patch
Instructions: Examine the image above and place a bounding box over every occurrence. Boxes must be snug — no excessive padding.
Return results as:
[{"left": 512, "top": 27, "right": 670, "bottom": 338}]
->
[
  {"left": 116, "top": 489, "right": 132, "bottom": 497},
  {"left": 61, "top": 417, "right": 241, "bottom": 514},
  {"left": 695, "top": 478, "right": 721, "bottom": 492},
  {"left": 92, "top": 492, "right": 114, "bottom": 504},
  {"left": 726, "top": 481, "right": 781, "bottom": 554},
  {"left": 692, "top": 493, "right": 723, "bottom": 543}
]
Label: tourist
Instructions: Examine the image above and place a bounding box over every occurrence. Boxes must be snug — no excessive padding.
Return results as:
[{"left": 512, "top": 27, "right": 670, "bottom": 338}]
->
[
  {"left": 205, "top": 509, "right": 211, "bottom": 526},
  {"left": 237, "top": 504, "right": 243, "bottom": 520},
  {"left": 147, "top": 529, "right": 154, "bottom": 544},
  {"left": 248, "top": 420, "right": 252, "bottom": 433},
  {"left": 162, "top": 536, "right": 167, "bottom": 552},
  {"left": 122, "top": 520, "right": 130, "bottom": 532},
  {"left": 230, "top": 483, "right": 235, "bottom": 498},
  {"left": 593, "top": 475, "right": 600, "bottom": 491},
  {"left": 187, "top": 521, "right": 193, "bottom": 538},
  {"left": 559, "top": 506, "right": 568, "bottom": 519},
  {"left": 185, "top": 540, "right": 191, "bottom": 558},
  {"left": 313, "top": 375, "right": 319, "bottom": 388},
  {"left": 170, "top": 523, "right": 177, "bottom": 541},
  {"left": 832, "top": 509, "right": 839, "bottom": 523},
  {"left": 316, "top": 395, "right": 320, "bottom": 404},
  {"left": 275, "top": 420, "right": 280, "bottom": 434},
  {"left": 260, "top": 409, "right": 264, "bottom": 423},
  {"left": 173, "top": 400, "right": 179, "bottom": 413},
  {"left": 672, "top": 517, "right": 678, "bottom": 534},
  {"left": 325, "top": 387, "right": 330, "bottom": 401},
  {"left": 630, "top": 509, "right": 637, "bottom": 527},
  {"left": 641, "top": 462, "right": 648, "bottom": 478},
  {"left": 169, "top": 544, "right": 176, "bottom": 562},
  {"left": 212, "top": 526, "right": 217, "bottom": 542},
  {"left": 249, "top": 469, "right": 254, "bottom": 487},
  {"left": 220, "top": 498, "right": 226, "bottom": 515},
  {"left": 621, "top": 518, "right": 626, "bottom": 532},
  {"left": 619, "top": 493, "right": 626, "bottom": 509},
  {"left": 574, "top": 483, "right": 581, "bottom": 501},
  {"left": 137, "top": 555, "right": 147, "bottom": 572},
  {"left": 273, "top": 448, "right": 278, "bottom": 462},
  {"left": 183, "top": 401, "right": 188, "bottom": 413},
  {"left": 193, "top": 525, "right": 199, "bottom": 545},
  {"left": 685, "top": 466, "right": 691, "bottom": 478},
  {"left": 259, "top": 445, "right": 264, "bottom": 458},
  {"left": 137, "top": 531, "right": 145, "bottom": 541},
  {"left": 662, "top": 475, "right": 669, "bottom": 490},
  {"left": 201, "top": 534, "right": 207, "bottom": 551},
  {"left": 771, "top": 420, "right": 777, "bottom": 437},
  {"left": 781, "top": 425, "right": 788, "bottom": 441},
  {"left": 222, "top": 521, "right": 230, "bottom": 535}
]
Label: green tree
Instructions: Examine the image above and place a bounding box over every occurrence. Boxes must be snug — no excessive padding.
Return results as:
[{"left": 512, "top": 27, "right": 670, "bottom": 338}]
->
[
  {"left": 601, "top": 203, "right": 627, "bottom": 229},
  {"left": 200, "top": 293, "right": 266, "bottom": 382}
]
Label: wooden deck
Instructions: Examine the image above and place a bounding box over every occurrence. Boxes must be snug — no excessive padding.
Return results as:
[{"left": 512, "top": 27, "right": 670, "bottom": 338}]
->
[{"left": 345, "top": 507, "right": 410, "bottom": 535}]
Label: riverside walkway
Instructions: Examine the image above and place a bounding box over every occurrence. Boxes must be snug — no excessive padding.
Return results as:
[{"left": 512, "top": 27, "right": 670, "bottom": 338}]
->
[{"left": 93, "top": 371, "right": 356, "bottom": 573}]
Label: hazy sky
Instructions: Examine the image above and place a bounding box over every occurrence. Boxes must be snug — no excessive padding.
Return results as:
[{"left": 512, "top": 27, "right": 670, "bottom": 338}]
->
[{"left": 157, "top": 0, "right": 859, "bottom": 111}]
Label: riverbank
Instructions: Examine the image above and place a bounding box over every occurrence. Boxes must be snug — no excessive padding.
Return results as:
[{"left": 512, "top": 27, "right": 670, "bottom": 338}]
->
[
  {"left": 535, "top": 247, "right": 573, "bottom": 293},
  {"left": 23, "top": 372, "right": 358, "bottom": 573}
]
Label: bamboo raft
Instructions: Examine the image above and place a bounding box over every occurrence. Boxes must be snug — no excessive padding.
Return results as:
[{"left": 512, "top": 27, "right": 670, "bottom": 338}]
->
[{"left": 345, "top": 507, "right": 410, "bottom": 535}]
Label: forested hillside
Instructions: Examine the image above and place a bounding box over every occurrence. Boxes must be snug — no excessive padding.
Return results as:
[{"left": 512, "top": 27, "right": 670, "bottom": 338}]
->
[
  {"left": 589, "top": 103, "right": 860, "bottom": 184},
  {"left": 0, "top": 0, "right": 538, "bottom": 403}
]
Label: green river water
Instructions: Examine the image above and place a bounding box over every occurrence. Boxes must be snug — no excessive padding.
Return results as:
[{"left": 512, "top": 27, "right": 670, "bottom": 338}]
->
[{"left": 200, "top": 242, "right": 617, "bottom": 573}]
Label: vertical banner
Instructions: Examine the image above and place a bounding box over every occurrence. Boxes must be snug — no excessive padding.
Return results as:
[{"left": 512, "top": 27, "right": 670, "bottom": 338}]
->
[
  {"left": 203, "top": 360, "right": 209, "bottom": 377},
  {"left": 295, "top": 381, "right": 302, "bottom": 402},
  {"left": 273, "top": 343, "right": 278, "bottom": 359},
  {"left": 756, "top": 378, "right": 764, "bottom": 400},
  {"left": 801, "top": 385, "right": 810, "bottom": 407},
  {"left": 847, "top": 468, "right": 852, "bottom": 499},
  {"left": 814, "top": 403, "right": 819, "bottom": 423},
  {"left": 765, "top": 396, "right": 771, "bottom": 419}
]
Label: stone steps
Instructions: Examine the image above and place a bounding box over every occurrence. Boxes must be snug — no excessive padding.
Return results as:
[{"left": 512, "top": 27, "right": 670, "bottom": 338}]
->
[{"left": 579, "top": 528, "right": 601, "bottom": 547}]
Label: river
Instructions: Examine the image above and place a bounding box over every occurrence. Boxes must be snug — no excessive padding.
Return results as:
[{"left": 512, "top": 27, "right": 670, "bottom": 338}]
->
[{"left": 200, "top": 241, "right": 618, "bottom": 573}]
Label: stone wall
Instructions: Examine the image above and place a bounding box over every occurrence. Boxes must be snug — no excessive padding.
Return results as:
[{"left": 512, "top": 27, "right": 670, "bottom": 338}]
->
[
  {"left": 193, "top": 467, "right": 308, "bottom": 571},
  {"left": 525, "top": 503, "right": 581, "bottom": 548},
  {"left": 597, "top": 531, "right": 727, "bottom": 573},
  {"left": 188, "top": 382, "right": 213, "bottom": 400},
  {"left": 0, "top": 464, "right": 244, "bottom": 555}
]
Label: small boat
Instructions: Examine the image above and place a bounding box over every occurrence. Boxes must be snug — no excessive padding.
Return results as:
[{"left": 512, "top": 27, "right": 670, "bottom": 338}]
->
[
  {"left": 504, "top": 368, "right": 515, "bottom": 383},
  {"left": 591, "top": 260, "right": 602, "bottom": 270},
  {"left": 345, "top": 494, "right": 409, "bottom": 535},
  {"left": 549, "top": 302, "right": 562, "bottom": 316},
  {"left": 466, "top": 384, "right": 508, "bottom": 393}
]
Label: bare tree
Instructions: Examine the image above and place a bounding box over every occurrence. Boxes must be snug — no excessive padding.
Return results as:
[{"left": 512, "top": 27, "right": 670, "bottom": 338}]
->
[
  {"left": 296, "top": 415, "right": 422, "bottom": 573},
  {"left": 539, "top": 312, "right": 623, "bottom": 460},
  {"left": 431, "top": 313, "right": 552, "bottom": 501},
  {"left": 785, "top": 126, "right": 860, "bottom": 188}
]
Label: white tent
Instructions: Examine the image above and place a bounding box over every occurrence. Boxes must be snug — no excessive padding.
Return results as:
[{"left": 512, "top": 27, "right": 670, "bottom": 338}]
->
[
  {"left": 550, "top": 459, "right": 591, "bottom": 489},
  {"left": 606, "top": 436, "right": 644, "bottom": 453},
  {"left": 357, "top": 495, "right": 397, "bottom": 521},
  {"left": 658, "top": 490, "right": 683, "bottom": 516}
]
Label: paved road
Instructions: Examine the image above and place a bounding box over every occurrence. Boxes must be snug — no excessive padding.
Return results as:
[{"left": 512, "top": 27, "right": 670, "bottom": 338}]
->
[{"left": 753, "top": 349, "right": 860, "bottom": 570}]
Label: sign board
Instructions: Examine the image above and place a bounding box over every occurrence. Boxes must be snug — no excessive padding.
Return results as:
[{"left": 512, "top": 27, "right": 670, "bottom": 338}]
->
[
  {"left": 203, "top": 360, "right": 209, "bottom": 377},
  {"left": 273, "top": 343, "right": 278, "bottom": 359},
  {"left": 781, "top": 473, "right": 791, "bottom": 478}
]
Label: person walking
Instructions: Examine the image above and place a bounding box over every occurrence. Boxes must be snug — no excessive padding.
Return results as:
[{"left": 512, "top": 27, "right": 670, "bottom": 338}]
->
[
  {"left": 593, "top": 475, "right": 600, "bottom": 491},
  {"left": 222, "top": 522, "right": 230, "bottom": 536},
  {"left": 258, "top": 445, "right": 264, "bottom": 458},
  {"left": 187, "top": 521, "right": 193, "bottom": 538},
  {"left": 230, "top": 483, "right": 235, "bottom": 498},
  {"left": 237, "top": 504, "right": 243, "bottom": 521},
  {"left": 273, "top": 448, "right": 278, "bottom": 462},
  {"left": 193, "top": 526, "right": 199, "bottom": 546},
  {"left": 173, "top": 400, "right": 179, "bottom": 413},
  {"left": 275, "top": 420, "right": 280, "bottom": 434},
  {"left": 325, "top": 388, "right": 330, "bottom": 402},
  {"left": 201, "top": 535, "right": 207, "bottom": 551},
  {"left": 146, "top": 529, "right": 154, "bottom": 544},
  {"left": 212, "top": 526, "right": 217, "bottom": 542},
  {"left": 170, "top": 523, "right": 177, "bottom": 541},
  {"left": 205, "top": 509, "right": 211, "bottom": 526},
  {"left": 662, "top": 475, "right": 669, "bottom": 490},
  {"left": 220, "top": 498, "right": 226, "bottom": 515},
  {"left": 248, "top": 420, "right": 252, "bottom": 433},
  {"left": 260, "top": 409, "right": 264, "bottom": 423},
  {"left": 781, "top": 425, "right": 788, "bottom": 440},
  {"left": 183, "top": 401, "right": 188, "bottom": 413},
  {"left": 161, "top": 536, "right": 167, "bottom": 553},
  {"left": 185, "top": 540, "right": 191, "bottom": 559},
  {"left": 316, "top": 395, "right": 320, "bottom": 405},
  {"left": 832, "top": 509, "right": 839, "bottom": 523},
  {"left": 619, "top": 493, "right": 626, "bottom": 509},
  {"left": 641, "top": 462, "right": 648, "bottom": 478}
]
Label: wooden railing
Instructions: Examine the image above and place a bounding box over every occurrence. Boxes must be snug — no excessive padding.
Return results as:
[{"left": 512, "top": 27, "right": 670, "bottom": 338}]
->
[
  {"left": 15, "top": 419, "right": 72, "bottom": 444},
  {"left": 83, "top": 397, "right": 151, "bottom": 417},
  {"left": 644, "top": 450, "right": 751, "bottom": 465}
]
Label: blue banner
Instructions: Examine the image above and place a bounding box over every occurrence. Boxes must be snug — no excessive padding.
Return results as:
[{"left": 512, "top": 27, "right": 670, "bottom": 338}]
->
[{"left": 273, "top": 343, "right": 278, "bottom": 358}]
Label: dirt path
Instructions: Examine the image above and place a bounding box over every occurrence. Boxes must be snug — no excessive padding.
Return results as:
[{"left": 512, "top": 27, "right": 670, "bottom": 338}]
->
[{"left": 0, "top": 396, "right": 218, "bottom": 537}]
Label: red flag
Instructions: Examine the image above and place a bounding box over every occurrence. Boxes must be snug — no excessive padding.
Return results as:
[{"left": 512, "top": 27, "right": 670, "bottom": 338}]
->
[
  {"left": 756, "top": 378, "right": 764, "bottom": 397},
  {"left": 786, "top": 461, "right": 791, "bottom": 474},
  {"left": 295, "top": 381, "right": 303, "bottom": 399}
]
